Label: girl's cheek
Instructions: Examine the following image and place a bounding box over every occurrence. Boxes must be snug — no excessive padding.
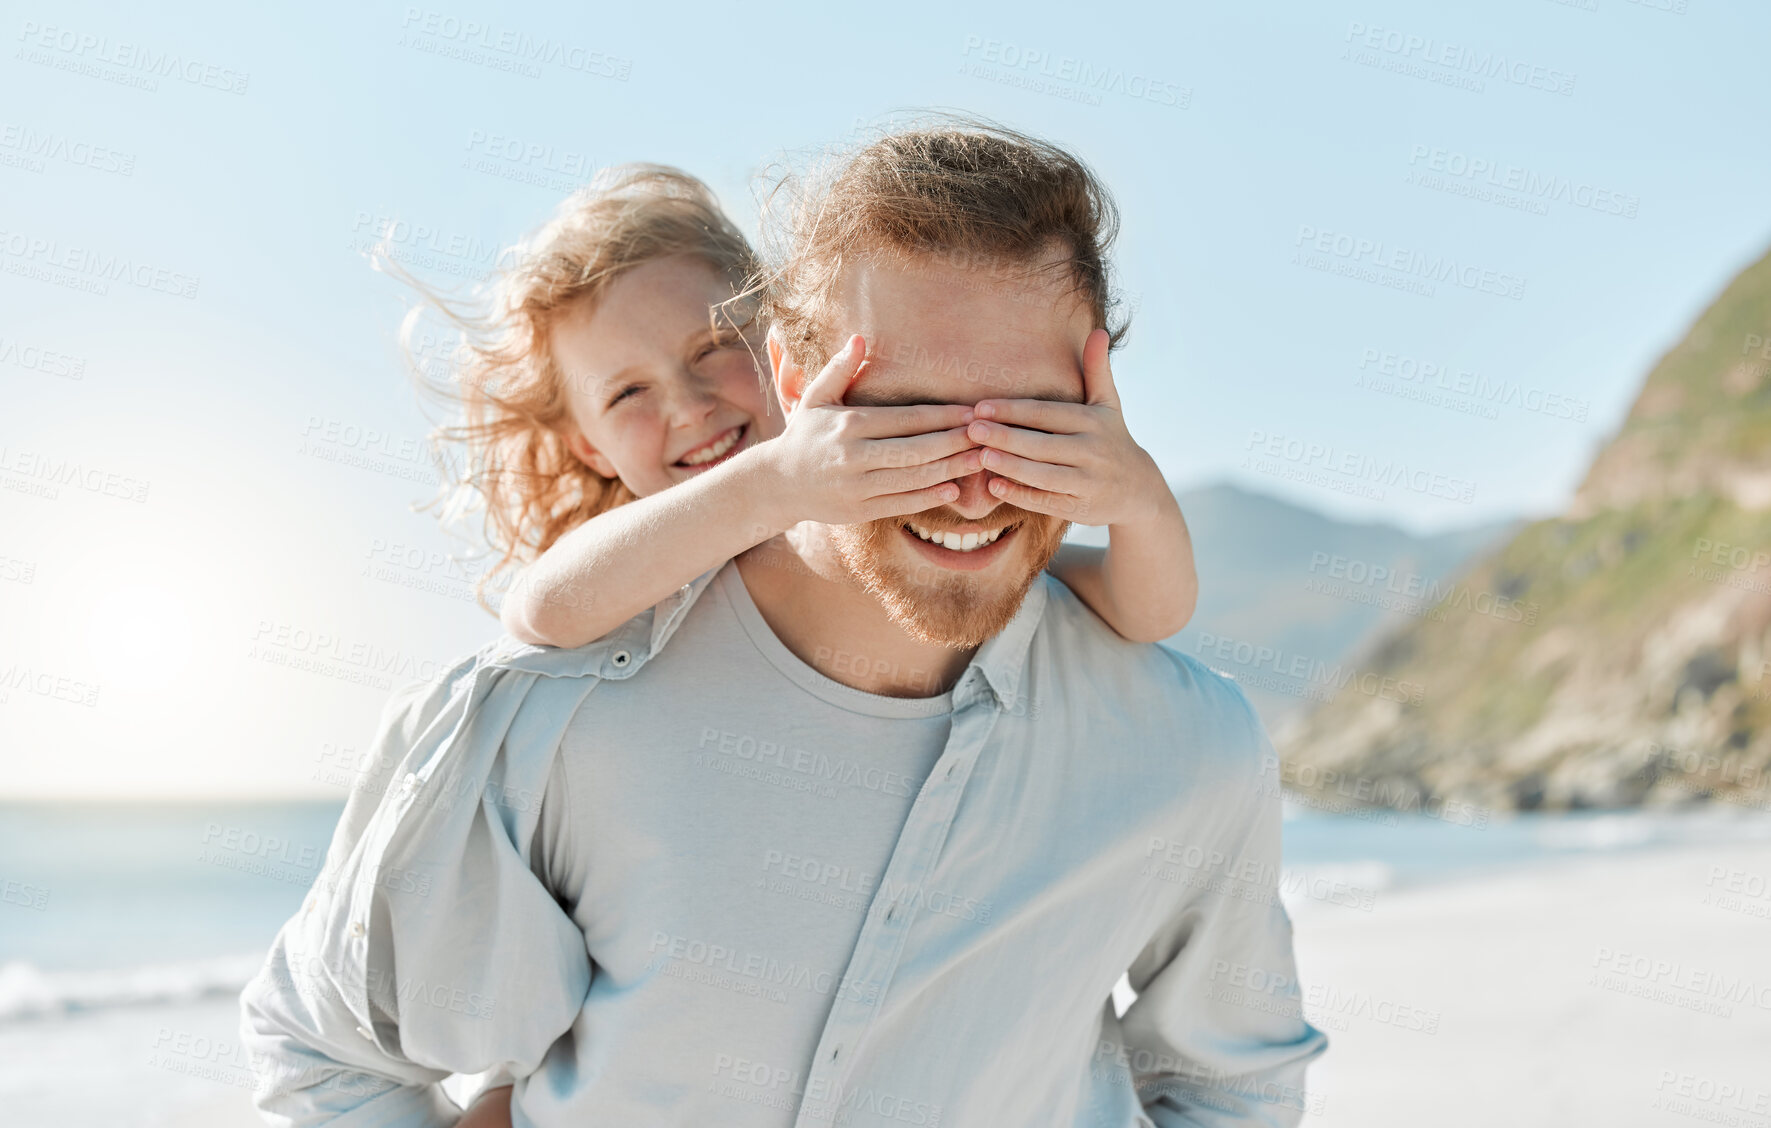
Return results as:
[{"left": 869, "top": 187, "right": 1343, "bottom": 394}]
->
[
  {"left": 637, "top": 415, "right": 674, "bottom": 471},
  {"left": 714, "top": 355, "right": 769, "bottom": 403},
  {"left": 751, "top": 399, "right": 787, "bottom": 441},
  {"left": 596, "top": 413, "right": 652, "bottom": 479}
]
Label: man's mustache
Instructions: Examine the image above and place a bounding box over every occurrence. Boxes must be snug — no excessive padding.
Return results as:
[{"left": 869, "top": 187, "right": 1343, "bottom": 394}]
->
[{"left": 889, "top": 502, "right": 1043, "bottom": 533}]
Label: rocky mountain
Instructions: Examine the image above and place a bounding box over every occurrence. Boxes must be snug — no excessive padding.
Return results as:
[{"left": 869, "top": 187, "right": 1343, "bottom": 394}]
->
[
  {"left": 1070, "top": 483, "right": 1516, "bottom": 725},
  {"left": 1275, "top": 244, "right": 1771, "bottom": 814},
  {"left": 1165, "top": 484, "right": 1513, "bottom": 724}
]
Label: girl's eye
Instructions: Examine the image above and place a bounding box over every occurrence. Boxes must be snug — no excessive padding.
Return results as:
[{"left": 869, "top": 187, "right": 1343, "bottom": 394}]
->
[
  {"left": 607, "top": 383, "right": 643, "bottom": 408},
  {"left": 696, "top": 336, "right": 740, "bottom": 363}
]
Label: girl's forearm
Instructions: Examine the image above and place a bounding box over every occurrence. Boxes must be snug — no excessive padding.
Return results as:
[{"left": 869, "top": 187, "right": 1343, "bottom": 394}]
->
[
  {"left": 500, "top": 444, "right": 790, "bottom": 648},
  {"left": 1050, "top": 494, "right": 1197, "bottom": 644},
  {"left": 1102, "top": 495, "right": 1198, "bottom": 641}
]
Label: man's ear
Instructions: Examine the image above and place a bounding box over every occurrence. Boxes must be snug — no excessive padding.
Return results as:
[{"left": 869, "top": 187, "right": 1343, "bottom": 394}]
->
[
  {"left": 564, "top": 427, "right": 618, "bottom": 479},
  {"left": 767, "top": 324, "right": 808, "bottom": 416}
]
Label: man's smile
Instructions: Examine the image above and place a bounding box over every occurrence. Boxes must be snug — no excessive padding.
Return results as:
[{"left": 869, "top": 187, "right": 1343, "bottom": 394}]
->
[{"left": 898, "top": 520, "right": 1021, "bottom": 571}]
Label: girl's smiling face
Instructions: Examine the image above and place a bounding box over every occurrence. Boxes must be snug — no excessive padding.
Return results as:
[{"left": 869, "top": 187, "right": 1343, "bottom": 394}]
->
[{"left": 552, "top": 253, "right": 782, "bottom": 498}]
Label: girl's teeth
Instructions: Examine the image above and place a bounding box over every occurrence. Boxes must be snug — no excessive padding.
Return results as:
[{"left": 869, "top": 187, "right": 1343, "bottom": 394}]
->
[
  {"left": 907, "top": 524, "right": 1005, "bottom": 552},
  {"left": 680, "top": 428, "right": 740, "bottom": 466}
]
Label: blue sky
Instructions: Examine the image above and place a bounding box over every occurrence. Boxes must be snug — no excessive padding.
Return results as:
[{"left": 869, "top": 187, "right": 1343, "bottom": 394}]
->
[{"left": 4, "top": 0, "right": 1768, "bottom": 797}]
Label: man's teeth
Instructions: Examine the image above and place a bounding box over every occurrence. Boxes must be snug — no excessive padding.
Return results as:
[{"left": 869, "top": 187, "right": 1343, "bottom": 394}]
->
[
  {"left": 907, "top": 523, "right": 1007, "bottom": 552},
  {"left": 679, "top": 427, "right": 740, "bottom": 466}
]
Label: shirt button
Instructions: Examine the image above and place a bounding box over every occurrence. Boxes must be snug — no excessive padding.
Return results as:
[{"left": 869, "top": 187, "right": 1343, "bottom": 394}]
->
[
  {"left": 946, "top": 762, "right": 957, "bottom": 778},
  {"left": 350, "top": 921, "right": 365, "bottom": 938},
  {"left": 830, "top": 1043, "right": 842, "bottom": 1061},
  {"left": 611, "top": 650, "right": 632, "bottom": 668},
  {"left": 356, "top": 1025, "right": 374, "bottom": 1041}
]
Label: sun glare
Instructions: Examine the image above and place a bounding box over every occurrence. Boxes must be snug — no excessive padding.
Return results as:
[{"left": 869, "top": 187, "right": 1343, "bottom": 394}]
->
[{"left": 83, "top": 584, "right": 197, "bottom": 691}]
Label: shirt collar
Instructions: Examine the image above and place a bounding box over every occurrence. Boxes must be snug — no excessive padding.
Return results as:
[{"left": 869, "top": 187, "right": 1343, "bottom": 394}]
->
[
  {"left": 961, "top": 570, "right": 1049, "bottom": 711},
  {"left": 483, "top": 564, "right": 723, "bottom": 680},
  {"left": 484, "top": 560, "right": 1053, "bottom": 709}
]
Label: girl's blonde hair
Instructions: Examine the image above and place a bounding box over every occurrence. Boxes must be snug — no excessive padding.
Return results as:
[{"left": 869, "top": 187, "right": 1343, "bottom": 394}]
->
[{"left": 390, "top": 163, "right": 761, "bottom": 617}]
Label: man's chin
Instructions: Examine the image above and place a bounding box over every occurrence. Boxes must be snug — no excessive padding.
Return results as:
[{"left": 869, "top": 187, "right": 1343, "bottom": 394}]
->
[{"left": 834, "top": 514, "right": 1069, "bottom": 650}]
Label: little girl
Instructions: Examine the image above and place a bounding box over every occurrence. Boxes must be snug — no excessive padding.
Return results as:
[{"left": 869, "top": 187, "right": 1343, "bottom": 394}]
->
[{"left": 405, "top": 163, "right": 1198, "bottom": 664}]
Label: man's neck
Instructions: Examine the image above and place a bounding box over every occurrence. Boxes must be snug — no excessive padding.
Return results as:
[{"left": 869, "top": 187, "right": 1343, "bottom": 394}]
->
[{"left": 735, "top": 527, "right": 977, "bottom": 698}]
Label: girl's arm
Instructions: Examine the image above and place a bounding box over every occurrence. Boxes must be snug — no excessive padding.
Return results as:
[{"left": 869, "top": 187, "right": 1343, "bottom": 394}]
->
[
  {"left": 502, "top": 335, "right": 979, "bottom": 648},
  {"left": 1047, "top": 491, "right": 1198, "bottom": 643},
  {"left": 971, "top": 328, "right": 1199, "bottom": 644},
  {"left": 499, "top": 442, "right": 788, "bottom": 647}
]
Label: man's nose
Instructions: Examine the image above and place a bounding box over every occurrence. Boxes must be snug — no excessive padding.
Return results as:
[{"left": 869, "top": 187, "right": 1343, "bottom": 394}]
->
[{"left": 945, "top": 469, "right": 1002, "bottom": 519}]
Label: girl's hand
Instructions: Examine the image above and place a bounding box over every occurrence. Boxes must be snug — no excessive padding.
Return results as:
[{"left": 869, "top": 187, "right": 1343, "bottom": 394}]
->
[
  {"left": 760, "top": 334, "right": 983, "bottom": 528},
  {"left": 967, "top": 329, "right": 1167, "bottom": 528}
]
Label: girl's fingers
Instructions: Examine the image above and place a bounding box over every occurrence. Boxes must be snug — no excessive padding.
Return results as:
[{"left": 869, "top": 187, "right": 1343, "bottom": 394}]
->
[
  {"left": 969, "top": 397, "right": 1092, "bottom": 433},
  {"left": 984, "top": 477, "right": 1092, "bottom": 521},
  {"left": 799, "top": 334, "right": 867, "bottom": 409},
  {"left": 865, "top": 426, "right": 978, "bottom": 470},
  {"left": 859, "top": 483, "right": 963, "bottom": 521},
  {"left": 967, "top": 420, "right": 1084, "bottom": 466},
  {"left": 864, "top": 447, "right": 984, "bottom": 494},
  {"left": 977, "top": 448, "right": 1084, "bottom": 494},
  {"left": 851, "top": 402, "right": 977, "bottom": 437},
  {"left": 1080, "top": 328, "right": 1119, "bottom": 408}
]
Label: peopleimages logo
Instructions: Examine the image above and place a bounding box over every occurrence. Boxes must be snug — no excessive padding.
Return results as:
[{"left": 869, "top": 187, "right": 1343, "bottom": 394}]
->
[
  {"left": 0, "top": 444, "right": 151, "bottom": 503},
  {"left": 1196, "top": 631, "right": 1425, "bottom": 706},
  {"left": 0, "top": 335, "right": 86, "bottom": 380},
  {"left": 1305, "top": 550, "right": 1540, "bottom": 627},
  {"left": 1295, "top": 225, "right": 1526, "bottom": 301},
  {"left": 0, "top": 230, "right": 200, "bottom": 299},
  {"left": 1407, "top": 145, "right": 1638, "bottom": 218},
  {"left": 1356, "top": 348, "right": 1589, "bottom": 422},
  {"left": 960, "top": 35, "right": 1189, "bottom": 108},
  {"left": 398, "top": 8, "right": 632, "bottom": 81},
  {"left": 0, "top": 123, "right": 136, "bottom": 176},
  {"left": 14, "top": 21, "right": 250, "bottom": 94},
  {"left": 1343, "top": 21, "right": 1576, "bottom": 97},
  {"left": 1245, "top": 429, "right": 1477, "bottom": 504}
]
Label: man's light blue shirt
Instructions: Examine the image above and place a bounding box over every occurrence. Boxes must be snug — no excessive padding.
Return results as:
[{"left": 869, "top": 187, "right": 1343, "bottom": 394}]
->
[{"left": 240, "top": 559, "right": 1326, "bottom": 1127}]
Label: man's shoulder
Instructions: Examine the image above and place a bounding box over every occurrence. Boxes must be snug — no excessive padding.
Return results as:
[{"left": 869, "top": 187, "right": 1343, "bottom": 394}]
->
[
  {"left": 1151, "top": 642, "right": 1262, "bottom": 726},
  {"left": 1034, "top": 575, "right": 1269, "bottom": 764},
  {"left": 484, "top": 561, "right": 730, "bottom": 682},
  {"left": 1037, "top": 575, "right": 1254, "bottom": 707}
]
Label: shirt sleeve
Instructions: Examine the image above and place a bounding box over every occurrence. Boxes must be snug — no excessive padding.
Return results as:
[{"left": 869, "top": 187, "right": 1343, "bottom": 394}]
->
[
  {"left": 239, "top": 648, "right": 597, "bottom": 1128},
  {"left": 1115, "top": 685, "right": 1329, "bottom": 1127}
]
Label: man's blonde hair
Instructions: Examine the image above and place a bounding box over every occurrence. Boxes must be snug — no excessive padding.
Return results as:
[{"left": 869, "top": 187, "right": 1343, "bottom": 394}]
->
[{"left": 755, "top": 116, "right": 1130, "bottom": 375}]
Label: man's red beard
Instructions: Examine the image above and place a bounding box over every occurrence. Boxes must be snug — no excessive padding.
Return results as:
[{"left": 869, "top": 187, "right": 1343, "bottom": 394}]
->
[{"left": 830, "top": 504, "right": 1070, "bottom": 649}]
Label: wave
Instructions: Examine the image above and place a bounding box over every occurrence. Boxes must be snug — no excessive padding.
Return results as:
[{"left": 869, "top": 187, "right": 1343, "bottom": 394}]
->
[
  {"left": 1530, "top": 807, "right": 1771, "bottom": 852},
  {"left": 0, "top": 953, "right": 264, "bottom": 1023}
]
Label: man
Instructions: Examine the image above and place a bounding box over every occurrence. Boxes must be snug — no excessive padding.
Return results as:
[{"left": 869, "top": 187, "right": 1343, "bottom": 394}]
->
[{"left": 242, "top": 122, "right": 1326, "bottom": 1128}]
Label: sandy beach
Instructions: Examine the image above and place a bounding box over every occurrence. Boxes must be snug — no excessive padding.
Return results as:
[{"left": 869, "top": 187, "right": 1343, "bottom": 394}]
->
[
  {"left": 0, "top": 996, "right": 259, "bottom": 1128},
  {"left": 9, "top": 834, "right": 1768, "bottom": 1126},
  {"left": 1292, "top": 839, "right": 1771, "bottom": 1127}
]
